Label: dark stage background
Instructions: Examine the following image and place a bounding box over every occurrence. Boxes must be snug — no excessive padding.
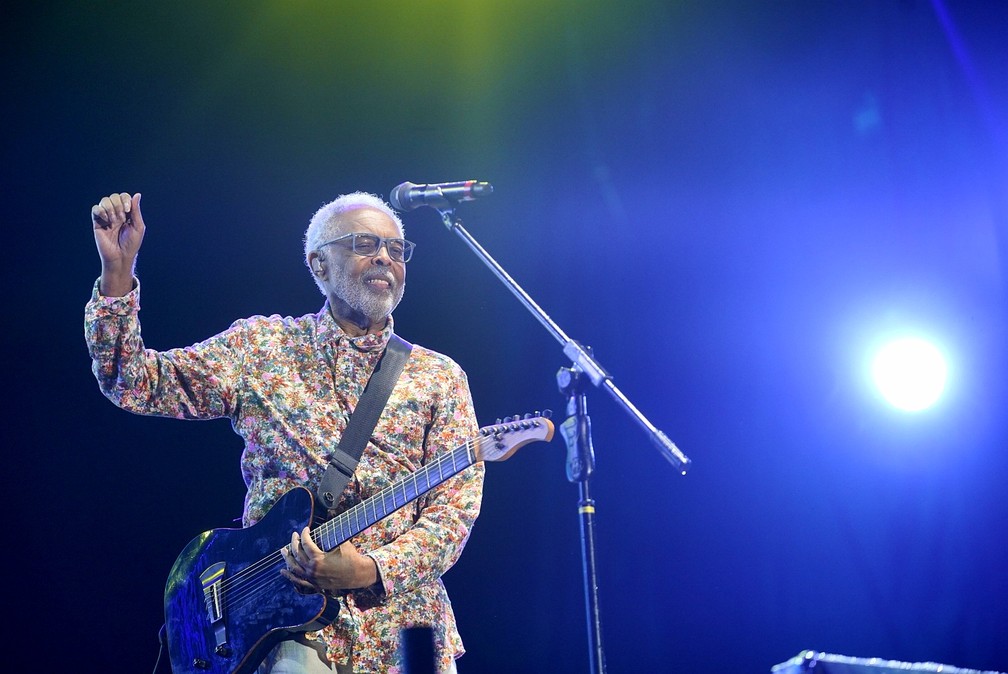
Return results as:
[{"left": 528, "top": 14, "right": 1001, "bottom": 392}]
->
[{"left": 4, "top": 2, "right": 1007, "bottom": 672}]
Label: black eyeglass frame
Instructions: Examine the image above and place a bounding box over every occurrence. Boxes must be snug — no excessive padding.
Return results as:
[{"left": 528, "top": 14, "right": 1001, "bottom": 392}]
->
[{"left": 317, "top": 232, "right": 415, "bottom": 263}]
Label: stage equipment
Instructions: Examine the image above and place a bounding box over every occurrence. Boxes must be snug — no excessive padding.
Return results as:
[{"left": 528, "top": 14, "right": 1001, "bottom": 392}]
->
[
  {"left": 772, "top": 651, "right": 1005, "bottom": 674},
  {"left": 390, "top": 180, "right": 493, "bottom": 211},
  {"left": 400, "top": 626, "right": 436, "bottom": 674},
  {"left": 390, "top": 179, "right": 691, "bottom": 674}
]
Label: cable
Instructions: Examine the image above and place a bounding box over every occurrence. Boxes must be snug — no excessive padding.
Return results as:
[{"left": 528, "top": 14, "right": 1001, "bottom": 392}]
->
[{"left": 151, "top": 623, "right": 167, "bottom": 674}]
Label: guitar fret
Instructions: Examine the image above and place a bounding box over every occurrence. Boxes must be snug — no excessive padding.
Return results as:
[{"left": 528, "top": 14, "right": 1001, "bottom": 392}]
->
[{"left": 319, "top": 439, "right": 483, "bottom": 551}]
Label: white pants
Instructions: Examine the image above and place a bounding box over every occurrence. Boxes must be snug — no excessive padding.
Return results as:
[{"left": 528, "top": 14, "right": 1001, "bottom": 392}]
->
[
  {"left": 256, "top": 635, "right": 458, "bottom": 674},
  {"left": 257, "top": 636, "right": 337, "bottom": 674}
]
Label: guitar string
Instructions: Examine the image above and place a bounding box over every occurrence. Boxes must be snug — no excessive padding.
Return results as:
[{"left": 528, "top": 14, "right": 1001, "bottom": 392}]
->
[
  {"left": 216, "top": 441, "right": 473, "bottom": 608},
  {"left": 218, "top": 439, "right": 475, "bottom": 595},
  {"left": 215, "top": 437, "right": 486, "bottom": 611},
  {"left": 215, "top": 417, "right": 544, "bottom": 609},
  {"left": 217, "top": 440, "right": 480, "bottom": 611},
  {"left": 208, "top": 419, "right": 542, "bottom": 615}
]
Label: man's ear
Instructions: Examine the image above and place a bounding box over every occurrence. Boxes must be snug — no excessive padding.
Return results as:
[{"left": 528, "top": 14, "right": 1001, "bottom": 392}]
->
[{"left": 309, "top": 252, "right": 325, "bottom": 276}]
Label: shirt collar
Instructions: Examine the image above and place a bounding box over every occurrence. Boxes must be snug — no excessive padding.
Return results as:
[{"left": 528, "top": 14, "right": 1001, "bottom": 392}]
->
[{"left": 316, "top": 301, "right": 393, "bottom": 352}]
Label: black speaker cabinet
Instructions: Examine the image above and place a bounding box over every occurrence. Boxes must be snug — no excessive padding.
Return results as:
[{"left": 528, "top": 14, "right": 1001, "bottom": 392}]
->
[{"left": 772, "top": 650, "right": 1005, "bottom": 674}]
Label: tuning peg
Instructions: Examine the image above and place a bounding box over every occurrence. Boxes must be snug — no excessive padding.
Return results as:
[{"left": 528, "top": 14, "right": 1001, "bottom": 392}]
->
[{"left": 542, "top": 409, "right": 552, "bottom": 419}]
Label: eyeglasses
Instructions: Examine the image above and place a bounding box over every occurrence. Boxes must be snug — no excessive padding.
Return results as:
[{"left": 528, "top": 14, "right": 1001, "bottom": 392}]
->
[{"left": 318, "top": 232, "right": 415, "bottom": 263}]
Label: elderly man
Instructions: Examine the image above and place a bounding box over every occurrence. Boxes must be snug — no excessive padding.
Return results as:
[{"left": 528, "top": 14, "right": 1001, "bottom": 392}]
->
[{"left": 86, "top": 191, "right": 483, "bottom": 673}]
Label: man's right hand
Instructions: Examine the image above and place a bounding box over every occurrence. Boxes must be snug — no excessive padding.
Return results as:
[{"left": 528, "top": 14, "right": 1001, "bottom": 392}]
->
[{"left": 92, "top": 192, "right": 146, "bottom": 297}]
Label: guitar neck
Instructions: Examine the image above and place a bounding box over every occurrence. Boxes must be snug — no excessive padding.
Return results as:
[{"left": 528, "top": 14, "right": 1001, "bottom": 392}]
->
[{"left": 311, "top": 441, "right": 477, "bottom": 553}]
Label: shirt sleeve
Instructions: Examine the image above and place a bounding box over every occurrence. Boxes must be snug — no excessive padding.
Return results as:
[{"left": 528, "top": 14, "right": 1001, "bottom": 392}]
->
[
  {"left": 365, "top": 363, "right": 484, "bottom": 598},
  {"left": 84, "top": 278, "right": 245, "bottom": 420}
]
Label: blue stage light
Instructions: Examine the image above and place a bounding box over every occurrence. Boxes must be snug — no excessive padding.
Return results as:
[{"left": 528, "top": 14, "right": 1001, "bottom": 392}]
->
[{"left": 871, "top": 337, "right": 948, "bottom": 411}]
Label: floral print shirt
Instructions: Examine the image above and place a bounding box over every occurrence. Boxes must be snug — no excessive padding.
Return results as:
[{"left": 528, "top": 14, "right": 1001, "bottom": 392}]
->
[{"left": 84, "top": 279, "right": 483, "bottom": 673}]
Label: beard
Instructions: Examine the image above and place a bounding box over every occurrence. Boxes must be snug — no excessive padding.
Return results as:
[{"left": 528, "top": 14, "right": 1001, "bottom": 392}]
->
[{"left": 330, "top": 264, "right": 405, "bottom": 323}]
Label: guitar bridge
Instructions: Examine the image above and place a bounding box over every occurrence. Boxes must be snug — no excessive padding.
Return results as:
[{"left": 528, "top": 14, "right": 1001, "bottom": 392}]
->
[{"left": 199, "top": 562, "right": 228, "bottom": 653}]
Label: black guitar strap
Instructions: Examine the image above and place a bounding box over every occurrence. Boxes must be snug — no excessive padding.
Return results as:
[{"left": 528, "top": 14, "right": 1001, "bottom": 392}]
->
[{"left": 316, "top": 334, "right": 413, "bottom": 510}]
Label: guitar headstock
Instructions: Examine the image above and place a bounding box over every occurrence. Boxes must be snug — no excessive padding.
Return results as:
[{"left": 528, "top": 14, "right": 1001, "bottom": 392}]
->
[{"left": 474, "top": 412, "right": 554, "bottom": 462}]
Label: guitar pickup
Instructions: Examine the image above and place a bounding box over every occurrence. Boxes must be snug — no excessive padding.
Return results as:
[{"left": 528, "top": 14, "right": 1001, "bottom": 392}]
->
[{"left": 199, "top": 562, "right": 228, "bottom": 652}]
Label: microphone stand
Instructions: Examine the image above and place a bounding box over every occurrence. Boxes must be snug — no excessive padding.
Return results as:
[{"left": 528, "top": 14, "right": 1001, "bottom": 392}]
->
[{"left": 434, "top": 207, "right": 691, "bottom": 674}]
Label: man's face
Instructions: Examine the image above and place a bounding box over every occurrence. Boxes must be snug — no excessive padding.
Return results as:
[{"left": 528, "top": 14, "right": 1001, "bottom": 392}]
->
[{"left": 323, "top": 207, "right": 407, "bottom": 324}]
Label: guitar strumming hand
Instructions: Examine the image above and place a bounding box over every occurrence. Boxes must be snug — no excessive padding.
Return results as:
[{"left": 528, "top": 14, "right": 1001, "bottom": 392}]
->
[{"left": 281, "top": 530, "right": 377, "bottom": 594}]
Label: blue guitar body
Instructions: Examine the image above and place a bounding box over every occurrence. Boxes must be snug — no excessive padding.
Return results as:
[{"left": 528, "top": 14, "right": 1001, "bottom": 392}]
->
[{"left": 164, "top": 487, "right": 338, "bottom": 674}]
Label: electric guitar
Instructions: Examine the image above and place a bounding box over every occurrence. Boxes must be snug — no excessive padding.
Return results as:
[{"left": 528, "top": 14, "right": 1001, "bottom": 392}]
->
[{"left": 164, "top": 414, "right": 554, "bottom": 674}]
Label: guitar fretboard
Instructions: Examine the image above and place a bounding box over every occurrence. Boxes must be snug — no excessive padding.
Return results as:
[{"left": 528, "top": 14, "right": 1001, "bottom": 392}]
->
[{"left": 313, "top": 441, "right": 478, "bottom": 552}]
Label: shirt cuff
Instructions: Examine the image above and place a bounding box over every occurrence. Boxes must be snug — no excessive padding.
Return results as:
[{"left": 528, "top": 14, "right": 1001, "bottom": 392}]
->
[
  {"left": 365, "top": 552, "right": 389, "bottom": 598},
  {"left": 89, "top": 276, "right": 140, "bottom": 314}
]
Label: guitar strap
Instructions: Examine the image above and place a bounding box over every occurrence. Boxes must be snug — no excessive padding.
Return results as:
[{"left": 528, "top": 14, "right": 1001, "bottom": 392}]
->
[{"left": 316, "top": 334, "right": 413, "bottom": 510}]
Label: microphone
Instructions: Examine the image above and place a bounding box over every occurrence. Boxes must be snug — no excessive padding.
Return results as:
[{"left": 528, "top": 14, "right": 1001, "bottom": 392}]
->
[{"left": 389, "top": 180, "right": 493, "bottom": 212}]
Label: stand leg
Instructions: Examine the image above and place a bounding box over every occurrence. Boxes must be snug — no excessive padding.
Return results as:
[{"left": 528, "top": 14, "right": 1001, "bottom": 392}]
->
[
  {"left": 578, "top": 481, "right": 606, "bottom": 674},
  {"left": 559, "top": 366, "right": 607, "bottom": 674}
]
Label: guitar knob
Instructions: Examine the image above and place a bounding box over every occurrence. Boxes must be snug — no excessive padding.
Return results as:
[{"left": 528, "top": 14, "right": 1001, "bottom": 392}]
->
[{"left": 193, "top": 657, "right": 210, "bottom": 670}]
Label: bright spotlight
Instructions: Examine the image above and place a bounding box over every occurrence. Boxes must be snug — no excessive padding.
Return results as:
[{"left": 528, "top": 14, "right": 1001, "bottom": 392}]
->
[{"left": 871, "top": 337, "right": 948, "bottom": 411}]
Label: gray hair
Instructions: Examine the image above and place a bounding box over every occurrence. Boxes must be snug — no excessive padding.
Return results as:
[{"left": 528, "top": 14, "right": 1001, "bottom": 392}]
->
[{"left": 304, "top": 192, "right": 405, "bottom": 294}]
